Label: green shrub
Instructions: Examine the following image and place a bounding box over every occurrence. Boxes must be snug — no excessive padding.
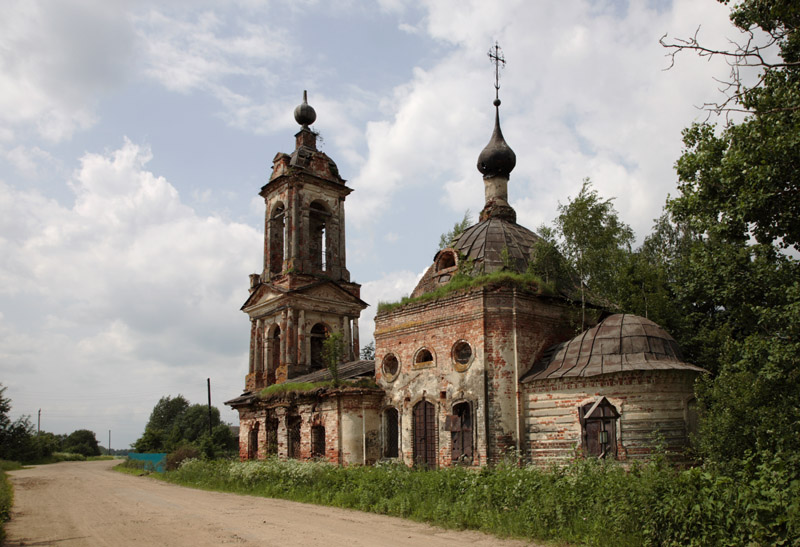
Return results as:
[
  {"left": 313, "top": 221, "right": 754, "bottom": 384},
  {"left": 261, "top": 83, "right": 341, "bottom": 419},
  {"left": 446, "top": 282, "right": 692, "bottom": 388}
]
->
[{"left": 165, "top": 446, "right": 200, "bottom": 471}]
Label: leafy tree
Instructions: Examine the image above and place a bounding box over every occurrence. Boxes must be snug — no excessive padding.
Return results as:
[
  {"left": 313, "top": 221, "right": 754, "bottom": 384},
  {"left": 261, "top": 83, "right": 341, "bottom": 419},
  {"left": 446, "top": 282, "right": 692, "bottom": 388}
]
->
[
  {"left": 550, "top": 179, "right": 634, "bottom": 326},
  {"left": 360, "top": 341, "right": 375, "bottom": 360},
  {"left": 62, "top": 429, "right": 101, "bottom": 457},
  {"left": 664, "top": 0, "right": 800, "bottom": 467},
  {"left": 134, "top": 395, "right": 190, "bottom": 452},
  {"left": 133, "top": 395, "right": 235, "bottom": 457},
  {"left": 438, "top": 210, "right": 472, "bottom": 249},
  {"left": 0, "top": 384, "right": 39, "bottom": 462}
]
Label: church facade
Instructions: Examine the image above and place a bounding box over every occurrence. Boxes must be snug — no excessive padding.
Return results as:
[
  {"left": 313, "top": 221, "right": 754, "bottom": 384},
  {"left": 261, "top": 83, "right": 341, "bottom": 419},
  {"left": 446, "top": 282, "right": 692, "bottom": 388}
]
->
[{"left": 227, "top": 89, "right": 705, "bottom": 467}]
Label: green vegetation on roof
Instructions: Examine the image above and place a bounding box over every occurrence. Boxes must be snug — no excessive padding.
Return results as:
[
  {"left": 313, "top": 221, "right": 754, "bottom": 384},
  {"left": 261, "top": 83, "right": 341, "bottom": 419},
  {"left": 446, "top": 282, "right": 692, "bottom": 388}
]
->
[
  {"left": 377, "top": 270, "right": 556, "bottom": 314},
  {"left": 258, "top": 378, "right": 378, "bottom": 399}
]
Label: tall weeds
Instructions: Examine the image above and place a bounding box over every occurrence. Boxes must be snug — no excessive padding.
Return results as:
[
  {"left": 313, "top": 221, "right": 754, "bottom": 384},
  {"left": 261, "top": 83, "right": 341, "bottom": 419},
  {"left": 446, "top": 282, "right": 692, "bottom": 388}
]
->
[{"left": 163, "top": 454, "right": 799, "bottom": 546}]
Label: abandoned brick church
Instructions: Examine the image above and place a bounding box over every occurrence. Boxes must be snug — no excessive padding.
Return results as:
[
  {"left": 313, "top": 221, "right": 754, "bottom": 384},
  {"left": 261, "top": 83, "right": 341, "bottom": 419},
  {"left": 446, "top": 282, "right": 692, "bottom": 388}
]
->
[{"left": 226, "top": 88, "right": 705, "bottom": 468}]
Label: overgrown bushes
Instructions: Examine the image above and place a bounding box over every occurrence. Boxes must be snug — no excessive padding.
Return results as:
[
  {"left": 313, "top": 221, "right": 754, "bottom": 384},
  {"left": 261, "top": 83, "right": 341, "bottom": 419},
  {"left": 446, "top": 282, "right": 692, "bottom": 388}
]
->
[
  {"left": 0, "top": 461, "right": 19, "bottom": 544},
  {"left": 161, "top": 455, "right": 799, "bottom": 546}
]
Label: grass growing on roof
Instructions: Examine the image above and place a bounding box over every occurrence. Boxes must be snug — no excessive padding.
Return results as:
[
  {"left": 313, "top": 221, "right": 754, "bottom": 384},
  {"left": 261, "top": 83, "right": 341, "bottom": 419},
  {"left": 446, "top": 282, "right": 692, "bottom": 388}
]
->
[
  {"left": 377, "top": 270, "right": 555, "bottom": 314},
  {"left": 258, "top": 378, "right": 378, "bottom": 398}
]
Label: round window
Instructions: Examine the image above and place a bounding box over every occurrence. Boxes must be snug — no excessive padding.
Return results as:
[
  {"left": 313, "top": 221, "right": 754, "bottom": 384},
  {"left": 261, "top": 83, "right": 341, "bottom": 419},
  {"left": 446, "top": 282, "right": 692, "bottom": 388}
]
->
[
  {"left": 452, "top": 341, "right": 473, "bottom": 372},
  {"left": 382, "top": 353, "right": 399, "bottom": 380}
]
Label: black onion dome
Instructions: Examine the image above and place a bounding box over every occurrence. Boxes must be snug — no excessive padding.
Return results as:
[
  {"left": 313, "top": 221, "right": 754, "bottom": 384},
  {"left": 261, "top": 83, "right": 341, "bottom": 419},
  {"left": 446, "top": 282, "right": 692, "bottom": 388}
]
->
[
  {"left": 477, "top": 106, "right": 516, "bottom": 178},
  {"left": 452, "top": 217, "right": 540, "bottom": 273},
  {"left": 521, "top": 314, "right": 707, "bottom": 382},
  {"left": 294, "top": 90, "right": 317, "bottom": 127}
]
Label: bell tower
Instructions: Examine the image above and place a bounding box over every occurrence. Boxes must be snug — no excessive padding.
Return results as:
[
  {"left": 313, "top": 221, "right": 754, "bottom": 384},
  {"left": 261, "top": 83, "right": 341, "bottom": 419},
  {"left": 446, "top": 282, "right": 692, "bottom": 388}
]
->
[{"left": 242, "top": 91, "right": 367, "bottom": 391}]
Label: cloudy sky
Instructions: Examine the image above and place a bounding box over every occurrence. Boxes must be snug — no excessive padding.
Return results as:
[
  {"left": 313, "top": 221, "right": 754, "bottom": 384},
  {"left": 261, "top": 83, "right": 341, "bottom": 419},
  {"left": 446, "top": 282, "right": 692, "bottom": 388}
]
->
[{"left": 1, "top": 0, "right": 741, "bottom": 449}]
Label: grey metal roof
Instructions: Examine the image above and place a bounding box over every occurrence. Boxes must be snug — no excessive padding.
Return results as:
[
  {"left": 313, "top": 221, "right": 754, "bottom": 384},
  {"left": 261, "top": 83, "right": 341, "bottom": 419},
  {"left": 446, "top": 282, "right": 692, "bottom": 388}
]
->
[
  {"left": 521, "top": 313, "right": 707, "bottom": 382},
  {"left": 452, "top": 217, "right": 542, "bottom": 273},
  {"left": 288, "top": 359, "right": 375, "bottom": 384}
]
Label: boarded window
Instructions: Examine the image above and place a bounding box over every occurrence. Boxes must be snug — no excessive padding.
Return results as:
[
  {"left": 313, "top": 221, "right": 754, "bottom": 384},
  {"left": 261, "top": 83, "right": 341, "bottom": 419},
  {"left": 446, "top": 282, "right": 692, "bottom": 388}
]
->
[
  {"left": 265, "top": 417, "right": 278, "bottom": 456},
  {"left": 413, "top": 400, "right": 437, "bottom": 468},
  {"left": 288, "top": 415, "right": 302, "bottom": 459},
  {"left": 311, "top": 425, "right": 325, "bottom": 459},
  {"left": 580, "top": 398, "right": 619, "bottom": 459},
  {"left": 448, "top": 402, "right": 473, "bottom": 464},
  {"left": 384, "top": 408, "right": 399, "bottom": 458}
]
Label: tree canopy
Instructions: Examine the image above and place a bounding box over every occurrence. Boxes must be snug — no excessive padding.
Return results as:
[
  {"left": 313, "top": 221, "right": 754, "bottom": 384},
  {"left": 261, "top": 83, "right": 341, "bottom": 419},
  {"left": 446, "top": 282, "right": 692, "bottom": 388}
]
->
[
  {"left": 133, "top": 395, "right": 236, "bottom": 456},
  {"left": 662, "top": 0, "right": 800, "bottom": 467}
]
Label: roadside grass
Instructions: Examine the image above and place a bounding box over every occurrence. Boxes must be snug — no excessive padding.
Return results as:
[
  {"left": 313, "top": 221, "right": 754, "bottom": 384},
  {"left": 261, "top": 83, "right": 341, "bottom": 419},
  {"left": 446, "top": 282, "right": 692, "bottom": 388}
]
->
[
  {"left": 149, "top": 454, "right": 799, "bottom": 546},
  {"left": 0, "top": 462, "right": 18, "bottom": 543}
]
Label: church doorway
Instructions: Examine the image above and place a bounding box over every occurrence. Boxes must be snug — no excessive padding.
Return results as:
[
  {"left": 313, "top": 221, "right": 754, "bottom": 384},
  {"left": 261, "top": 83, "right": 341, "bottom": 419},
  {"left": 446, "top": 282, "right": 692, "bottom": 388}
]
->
[{"left": 412, "top": 400, "right": 437, "bottom": 468}]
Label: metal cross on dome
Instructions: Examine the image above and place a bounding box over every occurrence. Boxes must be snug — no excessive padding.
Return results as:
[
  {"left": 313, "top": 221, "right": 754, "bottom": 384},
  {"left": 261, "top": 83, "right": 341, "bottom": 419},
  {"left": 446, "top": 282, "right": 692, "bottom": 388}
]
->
[{"left": 488, "top": 41, "right": 505, "bottom": 102}]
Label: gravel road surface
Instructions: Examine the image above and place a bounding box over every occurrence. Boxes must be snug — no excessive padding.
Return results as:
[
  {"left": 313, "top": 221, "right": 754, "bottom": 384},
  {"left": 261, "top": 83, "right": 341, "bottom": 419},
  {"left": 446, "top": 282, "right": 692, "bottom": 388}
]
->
[{"left": 6, "top": 460, "right": 537, "bottom": 546}]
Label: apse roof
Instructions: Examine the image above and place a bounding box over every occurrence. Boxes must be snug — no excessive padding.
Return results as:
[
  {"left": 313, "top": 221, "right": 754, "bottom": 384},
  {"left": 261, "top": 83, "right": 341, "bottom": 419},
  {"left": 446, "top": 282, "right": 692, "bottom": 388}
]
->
[{"left": 521, "top": 313, "right": 706, "bottom": 382}]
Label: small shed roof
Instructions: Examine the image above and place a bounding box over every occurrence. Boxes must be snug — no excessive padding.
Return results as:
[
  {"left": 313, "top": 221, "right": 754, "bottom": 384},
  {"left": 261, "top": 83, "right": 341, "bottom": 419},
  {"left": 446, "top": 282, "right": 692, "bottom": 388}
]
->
[{"left": 521, "top": 313, "right": 706, "bottom": 382}]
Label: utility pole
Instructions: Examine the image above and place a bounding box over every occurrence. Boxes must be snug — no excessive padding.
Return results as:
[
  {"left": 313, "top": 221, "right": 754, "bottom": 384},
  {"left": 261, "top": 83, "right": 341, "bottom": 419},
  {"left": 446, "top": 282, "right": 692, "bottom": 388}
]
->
[
  {"left": 108, "top": 430, "right": 111, "bottom": 455},
  {"left": 37, "top": 409, "right": 41, "bottom": 434},
  {"left": 207, "top": 378, "right": 213, "bottom": 436}
]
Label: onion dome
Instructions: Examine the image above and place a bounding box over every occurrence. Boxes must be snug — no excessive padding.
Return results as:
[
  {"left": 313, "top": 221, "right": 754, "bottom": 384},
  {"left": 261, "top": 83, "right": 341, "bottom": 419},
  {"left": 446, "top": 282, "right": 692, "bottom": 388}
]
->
[
  {"left": 477, "top": 100, "right": 516, "bottom": 178},
  {"left": 293, "top": 90, "right": 317, "bottom": 128},
  {"left": 521, "top": 314, "right": 707, "bottom": 382}
]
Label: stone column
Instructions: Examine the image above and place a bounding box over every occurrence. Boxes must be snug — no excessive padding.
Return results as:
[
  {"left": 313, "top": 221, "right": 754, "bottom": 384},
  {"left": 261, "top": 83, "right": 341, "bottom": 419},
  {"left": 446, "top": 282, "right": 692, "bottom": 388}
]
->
[
  {"left": 343, "top": 316, "right": 352, "bottom": 361},
  {"left": 298, "top": 310, "right": 306, "bottom": 367},
  {"left": 248, "top": 318, "right": 256, "bottom": 374}
]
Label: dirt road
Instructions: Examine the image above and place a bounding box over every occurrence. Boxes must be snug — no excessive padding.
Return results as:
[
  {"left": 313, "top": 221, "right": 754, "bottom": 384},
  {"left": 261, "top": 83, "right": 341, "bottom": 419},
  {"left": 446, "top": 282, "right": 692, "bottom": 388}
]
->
[{"left": 6, "top": 460, "right": 536, "bottom": 546}]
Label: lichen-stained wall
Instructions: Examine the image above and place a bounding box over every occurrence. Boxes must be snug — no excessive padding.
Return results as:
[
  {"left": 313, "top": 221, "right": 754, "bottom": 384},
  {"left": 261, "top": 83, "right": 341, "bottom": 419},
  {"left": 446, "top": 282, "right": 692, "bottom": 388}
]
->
[
  {"left": 375, "top": 284, "right": 579, "bottom": 467},
  {"left": 522, "top": 370, "right": 699, "bottom": 465}
]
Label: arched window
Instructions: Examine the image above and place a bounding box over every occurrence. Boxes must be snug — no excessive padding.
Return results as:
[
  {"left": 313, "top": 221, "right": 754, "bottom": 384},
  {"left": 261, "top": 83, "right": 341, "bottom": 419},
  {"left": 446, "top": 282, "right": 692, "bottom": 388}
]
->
[
  {"left": 383, "top": 408, "right": 399, "bottom": 458},
  {"left": 579, "top": 398, "right": 619, "bottom": 459},
  {"left": 269, "top": 203, "right": 285, "bottom": 275},
  {"left": 414, "top": 348, "right": 434, "bottom": 369},
  {"left": 248, "top": 421, "right": 260, "bottom": 460},
  {"left": 309, "top": 323, "right": 328, "bottom": 372},
  {"left": 412, "top": 400, "right": 437, "bottom": 468},
  {"left": 309, "top": 200, "right": 329, "bottom": 271},
  {"left": 311, "top": 425, "right": 326, "bottom": 459},
  {"left": 436, "top": 250, "right": 456, "bottom": 271},
  {"left": 448, "top": 402, "right": 473, "bottom": 464}
]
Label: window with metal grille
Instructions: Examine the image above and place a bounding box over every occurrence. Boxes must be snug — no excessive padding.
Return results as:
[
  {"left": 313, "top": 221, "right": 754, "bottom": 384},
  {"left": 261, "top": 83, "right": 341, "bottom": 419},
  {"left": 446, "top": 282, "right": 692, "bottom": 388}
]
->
[
  {"left": 288, "top": 415, "right": 302, "bottom": 459},
  {"left": 265, "top": 417, "right": 278, "bottom": 456},
  {"left": 447, "top": 402, "right": 473, "bottom": 464},
  {"left": 311, "top": 425, "right": 325, "bottom": 459},
  {"left": 413, "top": 400, "right": 437, "bottom": 468}
]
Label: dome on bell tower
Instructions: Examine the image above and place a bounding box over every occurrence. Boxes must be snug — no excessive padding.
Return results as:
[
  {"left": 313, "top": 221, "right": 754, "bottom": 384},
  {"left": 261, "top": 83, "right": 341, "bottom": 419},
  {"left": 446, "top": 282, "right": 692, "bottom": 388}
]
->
[{"left": 477, "top": 99, "right": 516, "bottom": 178}]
